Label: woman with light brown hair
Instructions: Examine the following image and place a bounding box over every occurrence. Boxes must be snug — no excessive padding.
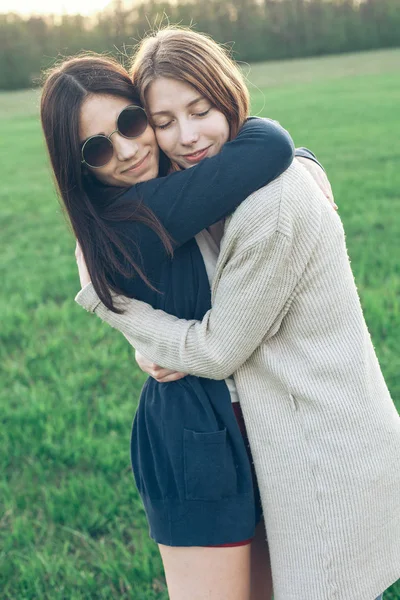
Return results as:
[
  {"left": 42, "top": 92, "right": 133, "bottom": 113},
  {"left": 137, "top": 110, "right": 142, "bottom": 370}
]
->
[{"left": 75, "top": 27, "right": 398, "bottom": 600}]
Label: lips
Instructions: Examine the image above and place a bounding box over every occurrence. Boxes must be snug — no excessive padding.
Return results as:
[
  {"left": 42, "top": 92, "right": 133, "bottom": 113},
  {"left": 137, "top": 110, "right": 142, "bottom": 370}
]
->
[
  {"left": 182, "top": 145, "right": 212, "bottom": 164},
  {"left": 123, "top": 152, "right": 149, "bottom": 173}
]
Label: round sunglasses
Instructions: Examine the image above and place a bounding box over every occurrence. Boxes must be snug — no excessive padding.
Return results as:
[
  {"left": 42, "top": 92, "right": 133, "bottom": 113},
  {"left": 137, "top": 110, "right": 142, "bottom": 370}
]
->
[{"left": 81, "top": 105, "right": 148, "bottom": 169}]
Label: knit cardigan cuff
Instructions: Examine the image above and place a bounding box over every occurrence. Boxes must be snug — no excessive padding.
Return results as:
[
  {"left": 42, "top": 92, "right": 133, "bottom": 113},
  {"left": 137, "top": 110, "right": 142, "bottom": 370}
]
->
[
  {"left": 75, "top": 282, "right": 102, "bottom": 313},
  {"left": 75, "top": 282, "right": 139, "bottom": 323}
]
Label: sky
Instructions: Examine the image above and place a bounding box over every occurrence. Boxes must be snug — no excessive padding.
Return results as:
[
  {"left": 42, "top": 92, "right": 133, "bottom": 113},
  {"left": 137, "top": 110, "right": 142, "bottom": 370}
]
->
[{"left": 2, "top": 0, "right": 111, "bottom": 16}]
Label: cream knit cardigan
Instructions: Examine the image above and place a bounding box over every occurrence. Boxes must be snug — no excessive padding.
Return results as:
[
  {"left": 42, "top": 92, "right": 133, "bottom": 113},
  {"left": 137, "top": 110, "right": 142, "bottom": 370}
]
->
[{"left": 76, "top": 162, "right": 400, "bottom": 600}]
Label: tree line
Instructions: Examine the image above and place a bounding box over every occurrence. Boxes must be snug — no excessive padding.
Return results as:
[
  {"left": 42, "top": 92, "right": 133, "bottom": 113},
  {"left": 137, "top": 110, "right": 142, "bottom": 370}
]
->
[{"left": 1, "top": 0, "right": 399, "bottom": 90}]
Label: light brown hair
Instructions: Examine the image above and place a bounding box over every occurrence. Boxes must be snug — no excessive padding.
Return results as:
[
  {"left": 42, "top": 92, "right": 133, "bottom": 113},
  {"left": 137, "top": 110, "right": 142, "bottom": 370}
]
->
[{"left": 130, "top": 27, "right": 250, "bottom": 140}]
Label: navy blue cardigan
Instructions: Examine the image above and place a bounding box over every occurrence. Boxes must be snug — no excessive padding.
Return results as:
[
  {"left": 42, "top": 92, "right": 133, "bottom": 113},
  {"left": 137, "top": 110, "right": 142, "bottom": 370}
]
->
[{"left": 102, "top": 118, "right": 309, "bottom": 546}]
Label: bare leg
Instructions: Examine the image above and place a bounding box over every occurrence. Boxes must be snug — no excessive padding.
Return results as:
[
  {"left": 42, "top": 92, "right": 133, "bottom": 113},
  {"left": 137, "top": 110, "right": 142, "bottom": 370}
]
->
[
  {"left": 250, "top": 519, "right": 273, "bottom": 600},
  {"left": 158, "top": 543, "right": 252, "bottom": 600}
]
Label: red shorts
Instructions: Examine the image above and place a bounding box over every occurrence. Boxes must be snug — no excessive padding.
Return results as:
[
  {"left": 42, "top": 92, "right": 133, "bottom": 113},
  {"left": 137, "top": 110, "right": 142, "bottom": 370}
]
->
[{"left": 206, "top": 401, "right": 261, "bottom": 548}]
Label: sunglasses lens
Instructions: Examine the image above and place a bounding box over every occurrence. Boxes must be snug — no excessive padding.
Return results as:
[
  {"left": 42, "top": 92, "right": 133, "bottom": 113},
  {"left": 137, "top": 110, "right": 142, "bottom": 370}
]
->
[
  {"left": 83, "top": 136, "right": 113, "bottom": 168},
  {"left": 118, "top": 106, "right": 148, "bottom": 138}
]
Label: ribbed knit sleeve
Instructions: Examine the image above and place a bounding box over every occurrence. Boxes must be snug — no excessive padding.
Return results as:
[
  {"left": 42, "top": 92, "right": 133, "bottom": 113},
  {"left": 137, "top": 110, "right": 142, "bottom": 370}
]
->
[{"left": 76, "top": 232, "right": 300, "bottom": 379}]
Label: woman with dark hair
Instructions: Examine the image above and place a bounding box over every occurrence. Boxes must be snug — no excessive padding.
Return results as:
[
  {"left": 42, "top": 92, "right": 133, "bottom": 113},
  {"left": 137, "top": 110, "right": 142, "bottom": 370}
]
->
[
  {"left": 42, "top": 46, "right": 330, "bottom": 599},
  {"left": 74, "top": 28, "right": 399, "bottom": 600}
]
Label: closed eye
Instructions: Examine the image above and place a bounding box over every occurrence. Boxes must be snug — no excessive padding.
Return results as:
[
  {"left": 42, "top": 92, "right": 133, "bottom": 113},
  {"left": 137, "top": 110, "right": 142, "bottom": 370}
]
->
[
  {"left": 155, "top": 120, "right": 173, "bottom": 130},
  {"left": 195, "top": 109, "right": 211, "bottom": 117}
]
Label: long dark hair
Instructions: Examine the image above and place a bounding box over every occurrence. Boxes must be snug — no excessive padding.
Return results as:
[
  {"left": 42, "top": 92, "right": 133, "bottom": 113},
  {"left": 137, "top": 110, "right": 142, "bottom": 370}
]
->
[{"left": 40, "top": 54, "right": 173, "bottom": 312}]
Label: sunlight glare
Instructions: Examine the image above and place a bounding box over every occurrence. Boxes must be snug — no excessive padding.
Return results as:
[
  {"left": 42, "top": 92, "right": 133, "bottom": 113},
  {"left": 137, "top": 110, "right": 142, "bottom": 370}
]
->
[{"left": 2, "top": 0, "right": 111, "bottom": 16}]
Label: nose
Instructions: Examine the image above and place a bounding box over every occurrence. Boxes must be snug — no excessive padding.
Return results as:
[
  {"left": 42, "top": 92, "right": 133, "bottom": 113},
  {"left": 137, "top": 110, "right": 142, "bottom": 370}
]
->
[
  {"left": 113, "top": 133, "right": 139, "bottom": 162},
  {"left": 179, "top": 120, "right": 200, "bottom": 147}
]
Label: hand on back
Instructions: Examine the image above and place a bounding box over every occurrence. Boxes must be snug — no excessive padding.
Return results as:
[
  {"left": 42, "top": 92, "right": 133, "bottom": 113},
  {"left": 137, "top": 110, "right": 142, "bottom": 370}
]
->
[{"left": 296, "top": 156, "right": 337, "bottom": 210}]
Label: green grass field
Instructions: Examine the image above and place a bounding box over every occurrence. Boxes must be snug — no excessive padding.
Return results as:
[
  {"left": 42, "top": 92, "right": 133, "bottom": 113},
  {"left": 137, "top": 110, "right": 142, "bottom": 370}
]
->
[{"left": 1, "top": 48, "right": 400, "bottom": 598}]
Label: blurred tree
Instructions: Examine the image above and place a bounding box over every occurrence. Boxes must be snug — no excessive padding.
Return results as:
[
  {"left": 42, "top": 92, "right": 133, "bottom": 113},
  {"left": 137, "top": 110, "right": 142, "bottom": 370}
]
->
[{"left": 0, "top": 0, "right": 399, "bottom": 90}]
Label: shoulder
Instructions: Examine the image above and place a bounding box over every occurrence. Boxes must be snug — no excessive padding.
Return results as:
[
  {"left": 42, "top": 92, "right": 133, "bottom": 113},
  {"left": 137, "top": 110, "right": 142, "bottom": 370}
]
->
[{"left": 222, "top": 161, "right": 323, "bottom": 254}]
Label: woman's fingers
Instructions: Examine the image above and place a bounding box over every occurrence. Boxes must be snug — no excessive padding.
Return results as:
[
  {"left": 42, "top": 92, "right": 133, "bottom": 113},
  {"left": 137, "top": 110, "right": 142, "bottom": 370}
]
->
[
  {"left": 154, "top": 371, "right": 187, "bottom": 383},
  {"left": 150, "top": 366, "right": 178, "bottom": 379},
  {"left": 296, "top": 156, "right": 338, "bottom": 210},
  {"left": 135, "top": 350, "right": 187, "bottom": 382},
  {"left": 135, "top": 350, "right": 157, "bottom": 374},
  {"left": 149, "top": 365, "right": 187, "bottom": 382},
  {"left": 75, "top": 240, "right": 82, "bottom": 259},
  {"left": 147, "top": 364, "right": 187, "bottom": 382},
  {"left": 75, "top": 240, "right": 91, "bottom": 287},
  {"left": 320, "top": 176, "right": 337, "bottom": 209}
]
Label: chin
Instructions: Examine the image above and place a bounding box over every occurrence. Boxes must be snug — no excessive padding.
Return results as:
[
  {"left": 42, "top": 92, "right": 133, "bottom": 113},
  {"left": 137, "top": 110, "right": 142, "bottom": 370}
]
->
[
  {"left": 135, "top": 169, "right": 158, "bottom": 184},
  {"left": 178, "top": 160, "right": 194, "bottom": 170}
]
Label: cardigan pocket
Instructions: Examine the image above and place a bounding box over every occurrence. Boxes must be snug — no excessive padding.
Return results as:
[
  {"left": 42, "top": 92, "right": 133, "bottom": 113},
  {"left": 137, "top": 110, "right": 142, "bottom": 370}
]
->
[{"left": 183, "top": 428, "right": 236, "bottom": 501}]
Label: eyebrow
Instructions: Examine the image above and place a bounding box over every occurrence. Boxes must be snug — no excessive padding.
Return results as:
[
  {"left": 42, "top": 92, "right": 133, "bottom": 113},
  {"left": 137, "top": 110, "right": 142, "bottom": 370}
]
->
[{"left": 151, "top": 96, "right": 206, "bottom": 117}]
